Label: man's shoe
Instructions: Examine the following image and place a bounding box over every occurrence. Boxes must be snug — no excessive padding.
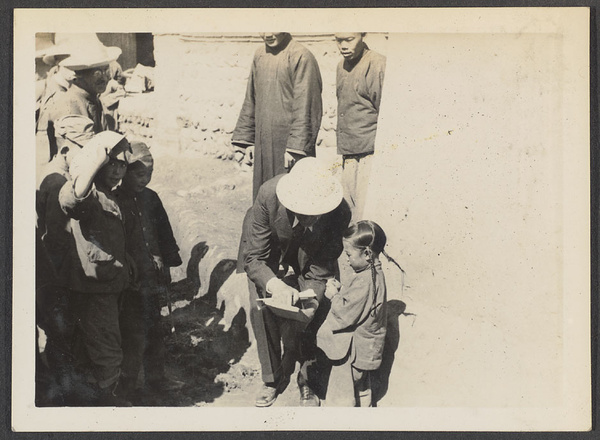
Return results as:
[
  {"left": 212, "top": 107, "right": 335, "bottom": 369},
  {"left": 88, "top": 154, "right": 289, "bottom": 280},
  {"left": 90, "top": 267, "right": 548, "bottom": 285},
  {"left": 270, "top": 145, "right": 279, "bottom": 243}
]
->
[
  {"left": 299, "top": 384, "right": 320, "bottom": 407},
  {"left": 255, "top": 383, "right": 278, "bottom": 407},
  {"left": 147, "top": 377, "right": 185, "bottom": 392}
]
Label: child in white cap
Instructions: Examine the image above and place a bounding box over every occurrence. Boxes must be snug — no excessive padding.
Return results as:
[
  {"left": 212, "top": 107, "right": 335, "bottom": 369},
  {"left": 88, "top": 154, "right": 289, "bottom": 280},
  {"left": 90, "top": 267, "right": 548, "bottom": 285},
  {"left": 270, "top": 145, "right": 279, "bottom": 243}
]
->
[{"left": 58, "top": 130, "right": 134, "bottom": 406}]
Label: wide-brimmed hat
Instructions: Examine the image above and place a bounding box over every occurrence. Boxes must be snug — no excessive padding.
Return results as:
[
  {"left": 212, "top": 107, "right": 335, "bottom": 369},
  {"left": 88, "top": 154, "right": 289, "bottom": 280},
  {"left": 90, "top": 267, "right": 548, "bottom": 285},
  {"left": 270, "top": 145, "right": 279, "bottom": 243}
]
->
[
  {"left": 36, "top": 34, "right": 64, "bottom": 60},
  {"left": 41, "top": 33, "right": 81, "bottom": 65},
  {"left": 48, "top": 33, "right": 121, "bottom": 71},
  {"left": 276, "top": 157, "right": 343, "bottom": 216}
]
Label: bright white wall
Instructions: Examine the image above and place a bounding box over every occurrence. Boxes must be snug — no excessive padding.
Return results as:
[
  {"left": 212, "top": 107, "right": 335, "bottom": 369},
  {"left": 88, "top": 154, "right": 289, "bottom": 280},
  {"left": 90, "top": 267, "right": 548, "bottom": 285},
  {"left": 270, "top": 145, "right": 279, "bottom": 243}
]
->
[{"left": 367, "top": 29, "right": 588, "bottom": 413}]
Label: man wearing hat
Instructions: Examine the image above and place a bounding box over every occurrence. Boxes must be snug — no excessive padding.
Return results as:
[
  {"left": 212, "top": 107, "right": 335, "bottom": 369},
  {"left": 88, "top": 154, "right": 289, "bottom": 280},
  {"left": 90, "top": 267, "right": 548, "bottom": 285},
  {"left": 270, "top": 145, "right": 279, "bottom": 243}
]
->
[
  {"left": 41, "top": 34, "right": 122, "bottom": 165},
  {"left": 35, "top": 37, "right": 75, "bottom": 175},
  {"left": 239, "top": 157, "right": 351, "bottom": 407},
  {"left": 35, "top": 35, "right": 73, "bottom": 128}
]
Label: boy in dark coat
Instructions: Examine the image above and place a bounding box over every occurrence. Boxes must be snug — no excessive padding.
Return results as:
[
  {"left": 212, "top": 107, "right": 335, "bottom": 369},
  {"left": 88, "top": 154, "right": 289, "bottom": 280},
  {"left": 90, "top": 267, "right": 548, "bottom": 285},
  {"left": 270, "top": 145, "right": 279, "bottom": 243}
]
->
[{"left": 115, "top": 141, "right": 184, "bottom": 395}]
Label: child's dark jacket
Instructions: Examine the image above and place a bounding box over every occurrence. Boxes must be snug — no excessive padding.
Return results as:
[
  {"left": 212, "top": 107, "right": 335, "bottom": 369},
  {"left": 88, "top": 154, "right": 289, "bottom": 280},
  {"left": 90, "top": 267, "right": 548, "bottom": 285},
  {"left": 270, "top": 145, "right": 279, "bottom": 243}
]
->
[{"left": 114, "top": 187, "right": 181, "bottom": 289}]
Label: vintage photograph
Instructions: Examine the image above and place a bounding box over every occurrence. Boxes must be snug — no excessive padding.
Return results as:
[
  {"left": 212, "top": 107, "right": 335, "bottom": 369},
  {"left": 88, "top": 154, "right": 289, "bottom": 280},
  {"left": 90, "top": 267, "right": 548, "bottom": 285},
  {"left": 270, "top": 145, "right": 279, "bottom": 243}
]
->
[
  {"left": 13, "top": 8, "right": 591, "bottom": 431},
  {"left": 33, "top": 29, "right": 391, "bottom": 409}
]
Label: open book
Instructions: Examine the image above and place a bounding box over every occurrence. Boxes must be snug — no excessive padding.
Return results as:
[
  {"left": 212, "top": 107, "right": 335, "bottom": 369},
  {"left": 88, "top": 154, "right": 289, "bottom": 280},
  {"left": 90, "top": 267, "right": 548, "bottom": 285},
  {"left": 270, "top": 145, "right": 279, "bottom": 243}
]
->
[{"left": 259, "top": 289, "right": 316, "bottom": 323}]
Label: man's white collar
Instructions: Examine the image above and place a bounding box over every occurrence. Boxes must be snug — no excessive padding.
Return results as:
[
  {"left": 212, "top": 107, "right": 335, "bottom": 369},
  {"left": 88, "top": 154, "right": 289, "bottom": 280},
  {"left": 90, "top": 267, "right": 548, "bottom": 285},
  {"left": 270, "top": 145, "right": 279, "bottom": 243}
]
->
[{"left": 292, "top": 216, "right": 313, "bottom": 232}]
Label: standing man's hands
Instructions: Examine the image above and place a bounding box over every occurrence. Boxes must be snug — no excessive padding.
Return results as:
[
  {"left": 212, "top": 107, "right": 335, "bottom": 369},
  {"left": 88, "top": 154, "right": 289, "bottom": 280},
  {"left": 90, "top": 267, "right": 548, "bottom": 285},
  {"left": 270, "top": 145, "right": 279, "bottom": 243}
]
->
[
  {"left": 284, "top": 151, "right": 305, "bottom": 169},
  {"left": 244, "top": 146, "right": 255, "bottom": 166},
  {"left": 233, "top": 145, "right": 255, "bottom": 166},
  {"left": 234, "top": 145, "right": 304, "bottom": 169}
]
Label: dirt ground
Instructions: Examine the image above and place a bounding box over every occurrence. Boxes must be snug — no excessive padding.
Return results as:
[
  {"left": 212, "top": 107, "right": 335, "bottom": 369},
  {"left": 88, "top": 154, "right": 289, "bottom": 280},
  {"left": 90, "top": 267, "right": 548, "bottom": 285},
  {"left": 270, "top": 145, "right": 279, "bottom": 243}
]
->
[
  {"left": 130, "top": 149, "right": 253, "bottom": 407},
  {"left": 134, "top": 143, "right": 402, "bottom": 408},
  {"left": 111, "top": 33, "right": 402, "bottom": 408}
]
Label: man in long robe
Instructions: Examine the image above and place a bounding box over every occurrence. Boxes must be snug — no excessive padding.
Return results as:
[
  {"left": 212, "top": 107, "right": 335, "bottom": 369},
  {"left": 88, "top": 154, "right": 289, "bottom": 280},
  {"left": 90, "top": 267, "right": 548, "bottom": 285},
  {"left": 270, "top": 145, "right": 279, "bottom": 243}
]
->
[{"left": 232, "top": 33, "right": 323, "bottom": 201}]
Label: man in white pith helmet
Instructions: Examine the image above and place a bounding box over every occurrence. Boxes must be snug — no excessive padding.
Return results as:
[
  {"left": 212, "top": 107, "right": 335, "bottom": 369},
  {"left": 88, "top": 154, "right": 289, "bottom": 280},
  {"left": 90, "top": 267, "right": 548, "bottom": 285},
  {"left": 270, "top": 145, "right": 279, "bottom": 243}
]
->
[{"left": 238, "top": 157, "right": 351, "bottom": 407}]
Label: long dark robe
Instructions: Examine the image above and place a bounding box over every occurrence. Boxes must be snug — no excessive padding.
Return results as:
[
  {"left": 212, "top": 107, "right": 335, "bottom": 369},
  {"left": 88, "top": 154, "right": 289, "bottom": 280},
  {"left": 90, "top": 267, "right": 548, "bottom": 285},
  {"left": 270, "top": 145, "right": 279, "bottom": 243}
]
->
[{"left": 232, "top": 37, "right": 323, "bottom": 200}]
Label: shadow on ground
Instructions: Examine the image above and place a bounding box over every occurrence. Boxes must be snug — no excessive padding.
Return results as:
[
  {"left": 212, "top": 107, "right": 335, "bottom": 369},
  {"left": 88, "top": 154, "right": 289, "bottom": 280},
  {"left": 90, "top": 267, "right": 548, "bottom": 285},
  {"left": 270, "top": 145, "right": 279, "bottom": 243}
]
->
[
  {"left": 169, "top": 240, "right": 210, "bottom": 299},
  {"left": 135, "top": 242, "right": 254, "bottom": 406},
  {"left": 132, "top": 243, "right": 409, "bottom": 407},
  {"left": 372, "top": 299, "right": 406, "bottom": 405}
]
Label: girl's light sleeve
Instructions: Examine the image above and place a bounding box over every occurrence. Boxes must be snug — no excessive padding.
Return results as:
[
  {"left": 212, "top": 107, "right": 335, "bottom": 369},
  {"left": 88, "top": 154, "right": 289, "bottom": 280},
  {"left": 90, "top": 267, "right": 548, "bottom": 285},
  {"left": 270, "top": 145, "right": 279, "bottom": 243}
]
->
[{"left": 328, "top": 275, "right": 371, "bottom": 332}]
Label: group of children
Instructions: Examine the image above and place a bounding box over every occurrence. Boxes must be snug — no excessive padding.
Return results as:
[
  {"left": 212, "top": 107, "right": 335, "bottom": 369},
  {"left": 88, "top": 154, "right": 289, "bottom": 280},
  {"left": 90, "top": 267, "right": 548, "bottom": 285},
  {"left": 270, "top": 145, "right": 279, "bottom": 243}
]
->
[
  {"left": 35, "top": 119, "right": 400, "bottom": 409},
  {"left": 36, "top": 115, "right": 183, "bottom": 406}
]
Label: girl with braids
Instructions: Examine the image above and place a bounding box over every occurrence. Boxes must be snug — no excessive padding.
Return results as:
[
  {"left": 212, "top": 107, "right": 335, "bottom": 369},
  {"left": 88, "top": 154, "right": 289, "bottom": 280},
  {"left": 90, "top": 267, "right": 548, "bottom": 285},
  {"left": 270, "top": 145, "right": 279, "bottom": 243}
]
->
[{"left": 317, "top": 220, "right": 403, "bottom": 407}]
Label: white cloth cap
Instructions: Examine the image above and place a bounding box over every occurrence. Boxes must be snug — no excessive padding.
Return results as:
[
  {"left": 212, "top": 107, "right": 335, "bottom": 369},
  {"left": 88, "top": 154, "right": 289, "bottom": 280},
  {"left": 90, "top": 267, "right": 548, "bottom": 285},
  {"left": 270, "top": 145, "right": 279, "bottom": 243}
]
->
[{"left": 50, "top": 33, "right": 122, "bottom": 71}]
